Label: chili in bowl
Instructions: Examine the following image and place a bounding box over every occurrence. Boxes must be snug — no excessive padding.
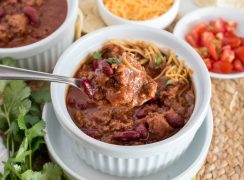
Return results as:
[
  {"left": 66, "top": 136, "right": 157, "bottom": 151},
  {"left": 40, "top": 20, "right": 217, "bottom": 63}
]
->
[
  {"left": 0, "top": 0, "right": 79, "bottom": 72},
  {"left": 51, "top": 25, "right": 211, "bottom": 177}
]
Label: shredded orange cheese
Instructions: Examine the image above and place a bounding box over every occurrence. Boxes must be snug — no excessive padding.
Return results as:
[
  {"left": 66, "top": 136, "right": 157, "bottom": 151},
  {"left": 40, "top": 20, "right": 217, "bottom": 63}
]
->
[{"left": 103, "top": 0, "right": 174, "bottom": 21}]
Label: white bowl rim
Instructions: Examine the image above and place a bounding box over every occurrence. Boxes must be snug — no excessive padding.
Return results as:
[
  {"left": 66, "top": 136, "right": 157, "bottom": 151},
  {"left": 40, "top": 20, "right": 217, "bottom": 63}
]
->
[
  {"left": 97, "top": 0, "right": 180, "bottom": 23},
  {"left": 173, "top": 7, "right": 244, "bottom": 79},
  {"left": 51, "top": 24, "right": 211, "bottom": 153},
  {"left": 0, "top": 0, "right": 79, "bottom": 53}
]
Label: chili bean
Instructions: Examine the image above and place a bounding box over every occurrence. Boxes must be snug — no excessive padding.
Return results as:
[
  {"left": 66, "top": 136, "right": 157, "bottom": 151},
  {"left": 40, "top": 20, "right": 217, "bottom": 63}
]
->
[
  {"left": 102, "top": 62, "right": 114, "bottom": 76},
  {"left": 82, "top": 129, "right": 101, "bottom": 139},
  {"left": 0, "top": 8, "right": 5, "bottom": 18},
  {"left": 77, "top": 103, "right": 87, "bottom": 110},
  {"left": 93, "top": 59, "right": 101, "bottom": 70},
  {"left": 79, "top": 78, "right": 94, "bottom": 99},
  {"left": 135, "top": 108, "right": 147, "bottom": 119},
  {"left": 135, "top": 123, "right": 148, "bottom": 139},
  {"left": 23, "top": 6, "right": 40, "bottom": 27},
  {"left": 113, "top": 130, "right": 140, "bottom": 141},
  {"left": 165, "top": 111, "right": 185, "bottom": 128}
]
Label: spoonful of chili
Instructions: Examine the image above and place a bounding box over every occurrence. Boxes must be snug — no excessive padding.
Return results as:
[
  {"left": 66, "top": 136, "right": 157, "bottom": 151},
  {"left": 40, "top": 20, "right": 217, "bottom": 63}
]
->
[{"left": 0, "top": 65, "right": 94, "bottom": 99}]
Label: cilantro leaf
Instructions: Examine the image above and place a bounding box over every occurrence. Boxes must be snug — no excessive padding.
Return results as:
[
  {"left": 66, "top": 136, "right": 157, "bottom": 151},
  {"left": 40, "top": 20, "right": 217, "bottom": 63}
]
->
[
  {"left": 21, "top": 163, "right": 62, "bottom": 180},
  {"left": 0, "top": 57, "right": 17, "bottom": 67},
  {"left": 156, "top": 55, "right": 162, "bottom": 65},
  {"left": 17, "top": 107, "right": 28, "bottom": 130},
  {"left": 3, "top": 81, "right": 31, "bottom": 118},
  {"left": 107, "top": 57, "right": 121, "bottom": 65},
  {"left": 166, "top": 79, "right": 174, "bottom": 86},
  {"left": 92, "top": 52, "right": 102, "bottom": 59},
  {"left": 31, "top": 84, "right": 51, "bottom": 104},
  {"left": 15, "top": 137, "right": 29, "bottom": 163},
  {"left": 0, "top": 57, "right": 16, "bottom": 92},
  {"left": 26, "top": 120, "right": 45, "bottom": 141}
]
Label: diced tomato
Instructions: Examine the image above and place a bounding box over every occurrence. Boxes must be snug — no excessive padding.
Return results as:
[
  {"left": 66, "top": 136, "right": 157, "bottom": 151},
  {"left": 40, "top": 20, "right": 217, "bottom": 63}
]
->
[
  {"left": 222, "top": 37, "right": 241, "bottom": 48},
  {"left": 196, "top": 47, "right": 209, "bottom": 58},
  {"left": 224, "top": 31, "right": 237, "bottom": 38},
  {"left": 213, "top": 18, "right": 226, "bottom": 33},
  {"left": 191, "top": 23, "right": 207, "bottom": 37},
  {"left": 241, "top": 38, "right": 244, "bottom": 46},
  {"left": 220, "top": 45, "right": 235, "bottom": 62},
  {"left": 185, "top": 34, "right": 198, "bottom": 47},
  {"left": 233, "top": 59, "right": 244, "bottom": 72},
  {"left": 226, "top": 21, "right": 237, "bottom": 32},
  {"left": 203, "top": 58, "right": 212, "bottom": 70},
  {"left": 234, "top": 46, "right": 244, "bottom": 63},
  {"left": 201, "top": 32, "right": 214, "bottom": 47},
  {"left": 216, "top": 32, "right": 224, "bottom": 40},
  {"left": 208, "top": 43, "right": 219, "bottom": 60},
  {"left": 212, "top": 61, "right": 233, "bottom": 74}
]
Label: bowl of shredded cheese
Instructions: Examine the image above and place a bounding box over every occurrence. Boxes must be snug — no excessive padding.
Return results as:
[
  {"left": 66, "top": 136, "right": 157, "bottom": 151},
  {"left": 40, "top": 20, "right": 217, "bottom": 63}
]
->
[{"left": 97, "top": 0, "right": 180, "bottom": 29}]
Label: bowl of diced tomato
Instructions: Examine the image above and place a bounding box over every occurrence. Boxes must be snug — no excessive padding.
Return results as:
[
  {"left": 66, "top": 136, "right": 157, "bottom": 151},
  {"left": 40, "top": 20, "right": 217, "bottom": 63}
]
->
[{"left": 173, "top": 7, "right": 244, "bottom": 79}]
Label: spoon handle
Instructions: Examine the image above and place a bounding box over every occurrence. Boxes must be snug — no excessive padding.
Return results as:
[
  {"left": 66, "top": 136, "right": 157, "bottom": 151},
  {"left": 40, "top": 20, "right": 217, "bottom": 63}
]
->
[{"left": 0, "top": 65, "right": 77, "bottom": 87}]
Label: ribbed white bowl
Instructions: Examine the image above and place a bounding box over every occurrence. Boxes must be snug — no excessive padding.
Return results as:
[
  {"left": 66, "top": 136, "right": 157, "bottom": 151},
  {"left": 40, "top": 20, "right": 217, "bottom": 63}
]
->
[
  {"left": 51, "top": 25, "right": 211, "bottom": 177},
  {"left": 0, "top": 0, "right": 79, "bottom": 72}
]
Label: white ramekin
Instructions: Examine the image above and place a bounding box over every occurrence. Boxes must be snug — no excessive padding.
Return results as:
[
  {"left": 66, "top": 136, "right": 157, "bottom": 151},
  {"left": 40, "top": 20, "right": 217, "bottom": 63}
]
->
[
  {"left": 51, "top": 25, "right": 211, "bottom": 177},
  {"left": 0, "top": 0, "right": 79, "bottom": 72},
  {"left": 173, "top": 7, "right": 244, "bottom": 79},
  {"left": 97, "top": 0, "right": 180, "bottom": 29}
]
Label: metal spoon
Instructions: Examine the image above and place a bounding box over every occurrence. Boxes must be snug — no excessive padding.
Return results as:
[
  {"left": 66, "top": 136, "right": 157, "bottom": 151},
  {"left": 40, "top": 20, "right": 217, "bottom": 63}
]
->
[{"left": 0, "top": 65, "right": 81, "bottom": 89}]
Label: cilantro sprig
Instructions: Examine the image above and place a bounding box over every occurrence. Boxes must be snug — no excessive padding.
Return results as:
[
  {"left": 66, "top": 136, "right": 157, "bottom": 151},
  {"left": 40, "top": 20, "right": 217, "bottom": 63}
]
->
[
  {"left": 0, "top": 58, "right": 65, "bottom": 180},
  {"left": 92, "top": 52, "right": 102, "bottom": 59},
  {"left": 107, "top": 57, "right": 121, "bottom": 65}
]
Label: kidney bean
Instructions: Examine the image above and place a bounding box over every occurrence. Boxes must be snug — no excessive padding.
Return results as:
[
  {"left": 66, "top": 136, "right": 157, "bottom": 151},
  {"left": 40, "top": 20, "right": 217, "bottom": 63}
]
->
[
  {"left": 135, "top": 108, "right": 147, "bottom": 119},
  {"left": 165, "top": 111, "right": 185, "bottom": 128},
  {"left": 77, "top": 103, "right": 87, "bottom": 110},
  {"left": 23, "top": 6, "right": 40, "bottom": 27},
  {"left": 79, "top": 78, "right": 94, "bottom": 99},
  {"left": 113, "top": 130, "right": 140, "bottom": 141},
  {"left": 93, "top": 59, "right": 101, "bottom": 70},
  {"left": 82, "top": 129, "right": 101, "bottom": 139},
  {"left": 0, "top": 8, "right": 5, "bottom": 18},
  {"left": 102, "top": 62, "right": 113, "bottom": 76},
  {"left": 135, "top": 123, "right": 148, "bottom": 139}
]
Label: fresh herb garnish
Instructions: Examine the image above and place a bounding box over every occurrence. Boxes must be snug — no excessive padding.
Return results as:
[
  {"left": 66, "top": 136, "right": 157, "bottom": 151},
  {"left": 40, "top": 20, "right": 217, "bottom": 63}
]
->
[
  {"left": 107, "top": 57, "right": 121, "bottom": 65},
  {"left": 0, "top": 59, "right": 65, "bottom": 179},
  {"left": 92, "top": 52, "right": 102, "bottom": 59},
  {"left": 166, "top": 79, "right": 174, "bottom": 86},
  {"left": 156, "top": 54, "right": 162, "bottom": 65},
  {"left": 155, "top": 53, "right": 166, "bottom": 65}
]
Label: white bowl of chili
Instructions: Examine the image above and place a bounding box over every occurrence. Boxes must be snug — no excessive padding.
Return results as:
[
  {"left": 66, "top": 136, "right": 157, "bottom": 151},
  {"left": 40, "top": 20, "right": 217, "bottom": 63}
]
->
[
  {"left": 97, "top": 0, "right": 180, "bottom": 29},
  {"left": 51, "top": 25, "right": 211, "bottom": 177},
  {"left": 0, "top": 0, "right": 79, "bottom": 72},
  {"left": 173, "top": 7, "right": 244, "bottom": 79}
]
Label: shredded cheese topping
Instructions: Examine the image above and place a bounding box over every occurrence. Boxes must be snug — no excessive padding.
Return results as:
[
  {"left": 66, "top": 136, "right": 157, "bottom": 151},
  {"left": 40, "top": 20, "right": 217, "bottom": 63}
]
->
[{"left": 103, "top": 0, "right": 174, "bottom": 21}]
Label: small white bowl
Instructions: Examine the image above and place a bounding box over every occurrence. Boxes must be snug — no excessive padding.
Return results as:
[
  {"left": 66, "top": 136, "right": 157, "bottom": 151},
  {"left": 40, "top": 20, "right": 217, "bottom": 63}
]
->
[
  {"left": 51, "top": 25, "right": 211, "bottom": 177},
  {"left": 97, "top": 0, "right": 180, "bottom": 29},
  {"left": 173, "top": 7, "right": 244, "bottom": 79},
  {"left": 0, "top": 0, "right": 79, "bottom": 72}
]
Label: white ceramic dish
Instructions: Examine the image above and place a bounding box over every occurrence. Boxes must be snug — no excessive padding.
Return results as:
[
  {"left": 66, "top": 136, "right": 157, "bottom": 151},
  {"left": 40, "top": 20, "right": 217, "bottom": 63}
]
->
[
  {"left": 97, "top": 0, "right": 180, "bottom": 29},
  {"left": 0, "top": 0, "right": 79, "bottom": 72},
  {"left": 51, "top": 25, "right": 211, "bottom": 177},
  {"left": 173, "top": 7, "right": 244, "bottom": 79},
  {"left": 43, "top": 103, "right": 213, "bottom": 180}
]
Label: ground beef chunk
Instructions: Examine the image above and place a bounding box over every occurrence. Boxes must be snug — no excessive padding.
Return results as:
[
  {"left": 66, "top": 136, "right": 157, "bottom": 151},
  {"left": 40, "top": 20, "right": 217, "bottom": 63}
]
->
[
  {"left": 145, "top": 113, "right": 174, "bottom": 138},
  {"left": 105, "top": 63, "right": 157, "bottom": 107},
  {"left": 0, "top": 25, "right": 8, "bottom": 41},
  {"left": 6, "top": 0, "right": 17, "bottom": 4},
  {"left": 6, "top": 14, "right": 28, "bottom": 34},
  {"left": 22, "top": 0, "right": 44, "bottom": 6}
]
